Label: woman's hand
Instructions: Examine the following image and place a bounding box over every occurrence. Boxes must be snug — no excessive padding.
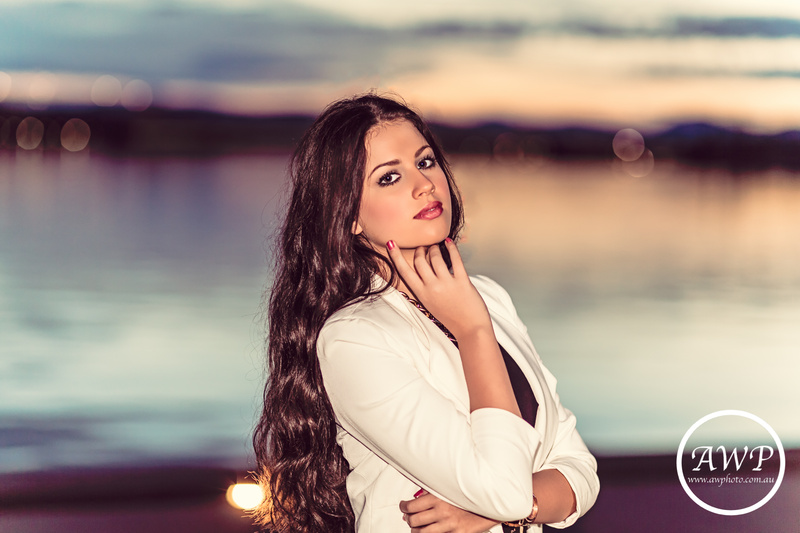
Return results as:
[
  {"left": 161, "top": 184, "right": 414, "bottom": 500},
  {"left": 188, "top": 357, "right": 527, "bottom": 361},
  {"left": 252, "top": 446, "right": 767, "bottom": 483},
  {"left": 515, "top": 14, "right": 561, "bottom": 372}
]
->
[
  {"left": 386, "top": 239, "right": 491, "bottom": 340},
  {"left": 388, "top": 238, "right": 521, "bottom": 416},
  {"left": 399, "top": 490, "right": 499, "bottom": 533}
]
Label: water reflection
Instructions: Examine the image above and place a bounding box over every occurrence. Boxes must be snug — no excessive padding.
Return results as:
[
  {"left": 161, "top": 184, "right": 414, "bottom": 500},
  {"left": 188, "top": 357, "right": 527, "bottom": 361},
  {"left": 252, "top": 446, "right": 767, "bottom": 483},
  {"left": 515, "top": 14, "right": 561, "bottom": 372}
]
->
[
  {"left": 1, "top": 152, "right": 798, "bottom": 474},
  {"left": 0, "top": 153, "right": 287, "bottom": 473},
  {"left": 455, "top": 158, "right": 800, "bottom": 452}
]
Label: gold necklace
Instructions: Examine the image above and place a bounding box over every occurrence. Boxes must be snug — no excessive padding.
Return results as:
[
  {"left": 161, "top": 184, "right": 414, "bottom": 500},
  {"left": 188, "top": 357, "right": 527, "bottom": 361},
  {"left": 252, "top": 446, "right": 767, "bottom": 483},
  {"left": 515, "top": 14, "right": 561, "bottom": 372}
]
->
[{"left": 398, "top": 291, "right": 458, "bottom": 346}]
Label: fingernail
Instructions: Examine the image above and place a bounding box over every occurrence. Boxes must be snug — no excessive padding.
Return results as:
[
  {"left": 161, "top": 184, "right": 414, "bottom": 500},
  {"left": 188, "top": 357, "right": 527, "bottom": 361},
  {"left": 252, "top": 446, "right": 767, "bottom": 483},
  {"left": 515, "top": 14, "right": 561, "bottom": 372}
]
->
[
  {"left": 387, "top": 240, "right": 396, "bottom": 250},
  {"left": 445, "top": 237, "right": 453, "bottom": 244},
  {"left": 414, "top": 489, "right": 424, "bottom": 498}
]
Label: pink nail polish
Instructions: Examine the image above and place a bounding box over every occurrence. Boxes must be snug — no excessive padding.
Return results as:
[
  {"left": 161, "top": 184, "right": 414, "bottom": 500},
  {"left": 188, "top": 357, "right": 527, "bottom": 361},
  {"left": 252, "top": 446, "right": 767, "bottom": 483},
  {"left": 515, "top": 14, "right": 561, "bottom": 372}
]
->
[
  {"left": 387, "top": 240, "right": 396, "bottom": 250},
  {"left": 445, "top": 237, "right": 453, "bottom": 244},
  {"left": 414, "top": 489, "right": 424, "bottom": 498}
]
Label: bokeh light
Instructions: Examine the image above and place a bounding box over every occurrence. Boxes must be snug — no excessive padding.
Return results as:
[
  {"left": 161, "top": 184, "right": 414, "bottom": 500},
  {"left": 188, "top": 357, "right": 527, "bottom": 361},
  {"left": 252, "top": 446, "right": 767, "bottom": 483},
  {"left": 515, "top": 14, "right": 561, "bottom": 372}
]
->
[
  {"left": 621, "top": 148, "right": 655, "bottom": 177},
  {"left": 0, "top": 71, "right": 11, "bottom": 101},
  {"left": 16, "top": 116, "right": 45, "bottom": 150},
  {"left": 612, "top": 128, "right": 645, "bottom": 162},
  {"left": 121, "top": 79, "right": 153, "bottom": 111},
  {"left": 91, "top": 75, "right": 123, "bottom": 107},
  {"left": 27, "top": 72, "right": 57, "bottom": 110},
  {"left": 61, "top": 118, "right": 91, "bottom": 152},
  {"left": 225, "top": 483, "right": 265, "bottom": 510}
]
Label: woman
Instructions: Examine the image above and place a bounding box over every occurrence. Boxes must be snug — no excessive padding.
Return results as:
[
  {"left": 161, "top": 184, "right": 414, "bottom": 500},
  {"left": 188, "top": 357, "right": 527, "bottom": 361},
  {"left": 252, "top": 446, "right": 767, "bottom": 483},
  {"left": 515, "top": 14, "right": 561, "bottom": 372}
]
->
[{"left": 253, "top": 94, "right": 599, "bottom": 533}]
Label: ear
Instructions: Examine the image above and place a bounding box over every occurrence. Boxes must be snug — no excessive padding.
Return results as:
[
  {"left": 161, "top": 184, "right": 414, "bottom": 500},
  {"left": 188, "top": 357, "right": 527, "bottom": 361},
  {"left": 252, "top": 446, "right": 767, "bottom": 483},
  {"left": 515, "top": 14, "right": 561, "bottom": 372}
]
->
[{"left": 351, "top": 219, "right": 363, "bottom": 235}]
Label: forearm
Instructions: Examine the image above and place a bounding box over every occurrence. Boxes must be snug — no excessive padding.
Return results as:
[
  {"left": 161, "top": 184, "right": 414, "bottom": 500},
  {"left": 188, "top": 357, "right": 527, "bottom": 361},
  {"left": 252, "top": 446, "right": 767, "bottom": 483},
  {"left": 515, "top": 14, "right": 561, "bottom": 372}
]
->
[
  {"left": 401, "top": 470, "right": 576, "bottom": 532},
  {"left": 457, "top": 326, "right": 521, "bottom": 417},
  {"left": 531, "top": 469, "right": 577, "bottom": 524}
]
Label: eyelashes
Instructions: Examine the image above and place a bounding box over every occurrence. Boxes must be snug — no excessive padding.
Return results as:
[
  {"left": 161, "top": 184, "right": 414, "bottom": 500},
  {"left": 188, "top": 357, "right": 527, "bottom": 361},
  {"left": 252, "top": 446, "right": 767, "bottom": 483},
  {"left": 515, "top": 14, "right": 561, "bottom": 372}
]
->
[
  {"left": 377, "top": 171, "right": 401, "bottom": 186},
  {"left": 377, "top": 154, "right": 437, "bottom": 187},
  {"left": 417, "top": 155, "right": 436, "bottom": 170}
]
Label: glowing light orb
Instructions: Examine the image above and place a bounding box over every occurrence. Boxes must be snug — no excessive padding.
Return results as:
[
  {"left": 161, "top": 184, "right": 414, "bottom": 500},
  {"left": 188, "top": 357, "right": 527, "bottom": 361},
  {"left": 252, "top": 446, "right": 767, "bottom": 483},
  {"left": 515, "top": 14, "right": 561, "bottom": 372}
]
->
[
  {"left": 621, "top": 148, "right": 655, "bottom": 178},
  {"left": 121, "top": 80, "right": 153, "bottom": 111},
  {"left": 61, "top": 118, "right": 91, "bottom": 152},
  {"left": 16, "top": 117, "right": 45, "bottom": 150},
  {"left": 225, "top": 483, "right": 265, "bottom": 510},
  {"left": 612, "top": 128, "right": 645, "bottom": 162},
  {"left": 91, "top": 75, "right": 122, "bottom": 107},
  {"left": 28, "top": 72, "right": 57, "bottom": 110}
]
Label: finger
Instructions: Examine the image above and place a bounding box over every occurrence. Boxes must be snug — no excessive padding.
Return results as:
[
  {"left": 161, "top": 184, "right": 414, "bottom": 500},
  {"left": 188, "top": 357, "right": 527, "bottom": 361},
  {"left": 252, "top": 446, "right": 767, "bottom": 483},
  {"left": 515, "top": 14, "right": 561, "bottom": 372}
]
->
[
  {"left": 400, "top": 493, "right": 436, "bottom": 514},
  {"left": 386, "top": 240, "right": 422, "bottom": 292},
  {"left": 405, "top": 508, "right": 441, "bottom": 529},
  {"left": 443, "top": 238, "right": 467, "bottom": 278},
  {"left": 413, "top": 246, "right": 436, "bottom": 283},
  {"left": 427, "top": 243, "right": 451, "bottom": 278}
]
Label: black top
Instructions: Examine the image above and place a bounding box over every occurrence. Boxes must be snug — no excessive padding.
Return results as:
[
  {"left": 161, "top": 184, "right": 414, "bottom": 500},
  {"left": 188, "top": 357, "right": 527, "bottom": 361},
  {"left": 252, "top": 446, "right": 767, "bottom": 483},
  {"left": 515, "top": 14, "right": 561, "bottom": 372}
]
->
[
  {"left": 398, "top": 292, "right": 539, "bottom": 429},
  {"left": 499, "top": 343, "right": 538, "bottom": 428}
]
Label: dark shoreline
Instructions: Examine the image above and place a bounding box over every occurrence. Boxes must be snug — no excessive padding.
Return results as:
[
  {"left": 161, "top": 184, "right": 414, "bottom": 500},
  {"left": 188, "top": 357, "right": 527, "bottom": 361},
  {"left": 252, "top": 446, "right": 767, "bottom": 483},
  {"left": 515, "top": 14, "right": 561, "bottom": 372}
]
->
[
  {"left": 2, "top": 450, "right": 797, "bottom": 532},
  {"left": 3, "top": 104, "right": 800, "bottom": 170}
]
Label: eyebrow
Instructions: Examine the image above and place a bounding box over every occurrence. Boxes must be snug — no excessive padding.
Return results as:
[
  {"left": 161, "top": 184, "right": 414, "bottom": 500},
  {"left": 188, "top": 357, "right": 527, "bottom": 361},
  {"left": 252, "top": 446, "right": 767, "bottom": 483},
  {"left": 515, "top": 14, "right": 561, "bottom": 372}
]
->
[{"left": 368, "top": 145, "right": 431, "bottom": 178}]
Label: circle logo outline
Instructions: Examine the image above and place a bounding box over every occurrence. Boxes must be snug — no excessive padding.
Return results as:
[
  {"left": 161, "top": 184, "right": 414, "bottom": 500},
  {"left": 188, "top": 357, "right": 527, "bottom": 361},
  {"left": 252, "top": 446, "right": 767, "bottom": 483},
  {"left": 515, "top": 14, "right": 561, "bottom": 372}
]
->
[{"left": 676, "top": 410, "right": 785, "bottom": 515}]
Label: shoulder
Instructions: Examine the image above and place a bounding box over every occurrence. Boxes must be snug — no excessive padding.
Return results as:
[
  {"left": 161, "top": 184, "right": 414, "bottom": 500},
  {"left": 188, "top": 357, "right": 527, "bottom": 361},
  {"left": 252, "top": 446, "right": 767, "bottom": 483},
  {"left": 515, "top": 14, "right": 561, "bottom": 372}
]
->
[
  {"left": 325, "top": 291, "right": 395, "bottom": 326},
  {"left": 318, "top": 291, "right": 411, "bottom": 351}
]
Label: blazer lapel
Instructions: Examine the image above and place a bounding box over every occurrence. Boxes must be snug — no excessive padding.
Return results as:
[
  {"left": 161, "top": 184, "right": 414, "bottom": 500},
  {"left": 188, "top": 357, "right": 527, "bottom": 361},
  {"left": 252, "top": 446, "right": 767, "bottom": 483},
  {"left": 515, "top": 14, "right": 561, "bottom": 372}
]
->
[
  {"left": 375, "top": 278, "right": 550, "bottom": 440},
  {"left": 380, "top": 287, "right": 472, "bottom": 416},
  {"left": 488, "top": 310, "right": 553, "bottom": 454}
]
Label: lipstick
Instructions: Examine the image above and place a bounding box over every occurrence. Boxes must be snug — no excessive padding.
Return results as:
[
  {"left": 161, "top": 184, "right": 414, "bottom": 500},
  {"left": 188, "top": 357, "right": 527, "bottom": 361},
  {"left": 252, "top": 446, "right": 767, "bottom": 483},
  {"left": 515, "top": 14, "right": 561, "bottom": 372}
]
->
[{"left": 414, "top": 201, "right": 443, "bottom": 220}]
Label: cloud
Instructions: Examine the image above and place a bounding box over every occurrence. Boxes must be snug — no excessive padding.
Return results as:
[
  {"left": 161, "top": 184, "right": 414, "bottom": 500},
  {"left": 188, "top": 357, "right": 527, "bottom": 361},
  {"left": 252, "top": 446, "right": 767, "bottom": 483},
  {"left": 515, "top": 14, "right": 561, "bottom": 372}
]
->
[
  {"left": 3, "top": 0, "right": 800, "bottom": 87},
  {"left": 0, "top": 417, "right": 93, "bottom": 448},
  {"left": 672, "top": 16, "right": 800, "bottom": 38},
  {"left": 0, "top": 409, "right": 246, "bottom": 471},
  {"left": 558, "top": 16, "right": 800, "bottom": 38},
  {"left": 642, "top": 67, "right": 800, "bottom": 79},
  {"left": 0, "top": 2, "right": 386, "bottom": 83}
]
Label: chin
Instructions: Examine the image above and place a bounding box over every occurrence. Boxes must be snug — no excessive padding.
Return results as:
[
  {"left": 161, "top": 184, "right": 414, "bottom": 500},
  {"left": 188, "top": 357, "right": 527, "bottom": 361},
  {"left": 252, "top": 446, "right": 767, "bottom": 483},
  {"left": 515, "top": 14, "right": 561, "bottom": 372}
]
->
[{"left": 424, "top": 239, "right": 446, "bottom": 247}]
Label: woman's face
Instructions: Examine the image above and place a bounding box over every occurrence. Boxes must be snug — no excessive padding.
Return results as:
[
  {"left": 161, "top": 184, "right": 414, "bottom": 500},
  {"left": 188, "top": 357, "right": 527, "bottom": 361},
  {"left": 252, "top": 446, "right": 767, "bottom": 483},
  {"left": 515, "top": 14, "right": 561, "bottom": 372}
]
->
[{"left": 355, "top": 120, "right": 452, "bottom": 259}]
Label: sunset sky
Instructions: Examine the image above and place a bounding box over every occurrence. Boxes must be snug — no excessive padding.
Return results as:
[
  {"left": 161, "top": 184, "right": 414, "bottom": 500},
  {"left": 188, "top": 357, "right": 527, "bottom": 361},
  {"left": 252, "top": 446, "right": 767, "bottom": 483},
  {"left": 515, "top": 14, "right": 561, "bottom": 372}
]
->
[{"left": 3, "top": 0, "right": 800, "bottom": 131}]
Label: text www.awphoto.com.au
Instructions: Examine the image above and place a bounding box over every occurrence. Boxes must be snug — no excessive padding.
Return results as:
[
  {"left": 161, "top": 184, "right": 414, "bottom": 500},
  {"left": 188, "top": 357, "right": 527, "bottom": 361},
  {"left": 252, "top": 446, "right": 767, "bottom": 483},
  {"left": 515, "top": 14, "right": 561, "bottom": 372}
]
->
[{"left": 687, "top": 472, "right": 776, "bottom": 488}]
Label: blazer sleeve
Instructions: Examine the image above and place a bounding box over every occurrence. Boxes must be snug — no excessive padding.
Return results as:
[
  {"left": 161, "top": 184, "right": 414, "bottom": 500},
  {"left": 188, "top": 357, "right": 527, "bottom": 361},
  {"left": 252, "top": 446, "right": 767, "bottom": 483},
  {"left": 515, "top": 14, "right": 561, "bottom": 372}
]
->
[
  {"left": 473, "top": 275, "right": 600, "bottom": 528},
  {"left": 318, "top": 315, "right": 541, "bottom": 521},
  {"left": 535, "top": 361, "right": 599, "bottom": 528}
]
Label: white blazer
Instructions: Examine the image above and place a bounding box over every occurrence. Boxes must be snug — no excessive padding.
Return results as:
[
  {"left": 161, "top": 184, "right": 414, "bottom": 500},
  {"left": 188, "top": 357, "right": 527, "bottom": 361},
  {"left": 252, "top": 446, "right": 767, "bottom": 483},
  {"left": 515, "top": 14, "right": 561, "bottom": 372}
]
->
[{"left": 317, "top": 276, "right": 599, "bottom": 533}]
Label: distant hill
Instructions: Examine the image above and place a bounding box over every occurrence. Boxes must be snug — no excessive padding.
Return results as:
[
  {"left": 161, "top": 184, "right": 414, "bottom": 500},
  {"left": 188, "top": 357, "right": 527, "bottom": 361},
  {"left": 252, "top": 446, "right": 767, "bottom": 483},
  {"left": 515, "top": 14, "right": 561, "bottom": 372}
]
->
[{"left": 1, "top": 104, "right": 799, "bottom": 169}]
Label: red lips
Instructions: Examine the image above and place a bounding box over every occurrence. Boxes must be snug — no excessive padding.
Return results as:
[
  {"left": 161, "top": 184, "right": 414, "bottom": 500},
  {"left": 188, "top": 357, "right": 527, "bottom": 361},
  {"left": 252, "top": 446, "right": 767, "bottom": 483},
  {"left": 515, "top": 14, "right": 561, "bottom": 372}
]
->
[{"left": 414, "top": 201, "right": 443, "bottom": 220}]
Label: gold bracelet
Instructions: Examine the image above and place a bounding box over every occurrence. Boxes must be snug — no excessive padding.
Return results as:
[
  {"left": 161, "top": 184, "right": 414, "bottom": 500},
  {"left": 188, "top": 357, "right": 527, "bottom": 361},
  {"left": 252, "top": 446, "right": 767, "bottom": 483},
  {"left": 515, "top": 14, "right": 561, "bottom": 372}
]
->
[{"left": 502, "top": 493, "right": 539, "bottom": 529}]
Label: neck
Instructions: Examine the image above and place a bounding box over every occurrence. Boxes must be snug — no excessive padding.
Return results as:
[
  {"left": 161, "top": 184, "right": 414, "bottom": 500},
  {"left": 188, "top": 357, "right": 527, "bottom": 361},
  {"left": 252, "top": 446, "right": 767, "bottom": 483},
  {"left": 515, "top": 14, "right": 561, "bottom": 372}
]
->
[{"left": 371, "top": 246, "right": 415, "bottom": 296}]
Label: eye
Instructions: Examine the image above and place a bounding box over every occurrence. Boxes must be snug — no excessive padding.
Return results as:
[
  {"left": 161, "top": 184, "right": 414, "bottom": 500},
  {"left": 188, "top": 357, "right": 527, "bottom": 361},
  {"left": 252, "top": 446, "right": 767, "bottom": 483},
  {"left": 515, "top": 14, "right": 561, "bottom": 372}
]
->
[
  {"left": 418, "top": 155, "right": 436, "bottom": 170},
  {"left": 378, "top": 170, "right": 401, "bottom": 187}
]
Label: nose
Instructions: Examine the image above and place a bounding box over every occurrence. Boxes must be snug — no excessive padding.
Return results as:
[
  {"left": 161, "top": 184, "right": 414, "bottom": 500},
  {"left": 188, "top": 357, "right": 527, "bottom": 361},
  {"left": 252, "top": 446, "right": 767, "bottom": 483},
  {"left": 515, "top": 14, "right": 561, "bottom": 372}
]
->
[{"left": 412, "top": 169, "right": 435, "bottom": 198}]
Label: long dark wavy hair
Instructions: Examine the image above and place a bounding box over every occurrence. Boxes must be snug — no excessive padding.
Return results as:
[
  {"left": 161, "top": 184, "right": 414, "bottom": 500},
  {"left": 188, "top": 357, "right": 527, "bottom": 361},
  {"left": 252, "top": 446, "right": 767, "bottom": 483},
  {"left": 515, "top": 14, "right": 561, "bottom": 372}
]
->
[{"left": 252, "top": 94, "right": 464, "bottom": 532}]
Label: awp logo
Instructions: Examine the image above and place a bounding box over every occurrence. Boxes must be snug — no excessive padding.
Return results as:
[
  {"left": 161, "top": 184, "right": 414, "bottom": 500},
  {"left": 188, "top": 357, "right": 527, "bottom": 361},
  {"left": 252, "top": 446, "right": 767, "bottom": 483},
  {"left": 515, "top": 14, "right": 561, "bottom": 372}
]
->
[
  {"left": 677, "top": 410, "right": 785, "bottom": 515},
  {"left": 690, "top": 443, "right": 774, "bottom": 473}
]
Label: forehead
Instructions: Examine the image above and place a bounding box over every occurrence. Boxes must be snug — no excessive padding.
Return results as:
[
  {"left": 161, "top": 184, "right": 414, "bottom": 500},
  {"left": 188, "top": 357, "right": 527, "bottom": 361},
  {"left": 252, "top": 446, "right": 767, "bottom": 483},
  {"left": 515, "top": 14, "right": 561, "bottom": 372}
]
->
[{"left": 365, "top": 120, "right": 427, "bottom": 158}]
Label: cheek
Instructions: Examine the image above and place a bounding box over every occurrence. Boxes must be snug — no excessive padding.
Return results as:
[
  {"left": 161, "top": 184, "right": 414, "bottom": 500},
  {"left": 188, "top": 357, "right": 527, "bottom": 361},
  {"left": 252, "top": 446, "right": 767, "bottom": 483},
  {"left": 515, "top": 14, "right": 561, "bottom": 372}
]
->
[
  {"left": 435, "top": 172, "right": 451, "bottom": 205},
  {"left": 359, "top": 195, "right": 403, "bottom": 237}
]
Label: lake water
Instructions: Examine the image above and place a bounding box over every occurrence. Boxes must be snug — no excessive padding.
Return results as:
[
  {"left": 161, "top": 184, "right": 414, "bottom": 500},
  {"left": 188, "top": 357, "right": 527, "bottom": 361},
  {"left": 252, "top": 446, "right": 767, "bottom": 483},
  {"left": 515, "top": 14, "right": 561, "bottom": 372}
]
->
[{"left": 1, "top": 150, "right": 798, "bottom": 474}]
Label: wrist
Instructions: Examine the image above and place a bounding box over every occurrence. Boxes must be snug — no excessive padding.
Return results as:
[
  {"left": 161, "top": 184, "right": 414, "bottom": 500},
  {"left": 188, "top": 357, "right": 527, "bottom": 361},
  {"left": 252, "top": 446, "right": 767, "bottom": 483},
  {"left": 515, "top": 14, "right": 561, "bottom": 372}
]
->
[
  {"left": 450, "top": 323, "right": 495, "bottom": 345},
  {"left": 502, "top": 493, "right": 538, "bottom": 531}
]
